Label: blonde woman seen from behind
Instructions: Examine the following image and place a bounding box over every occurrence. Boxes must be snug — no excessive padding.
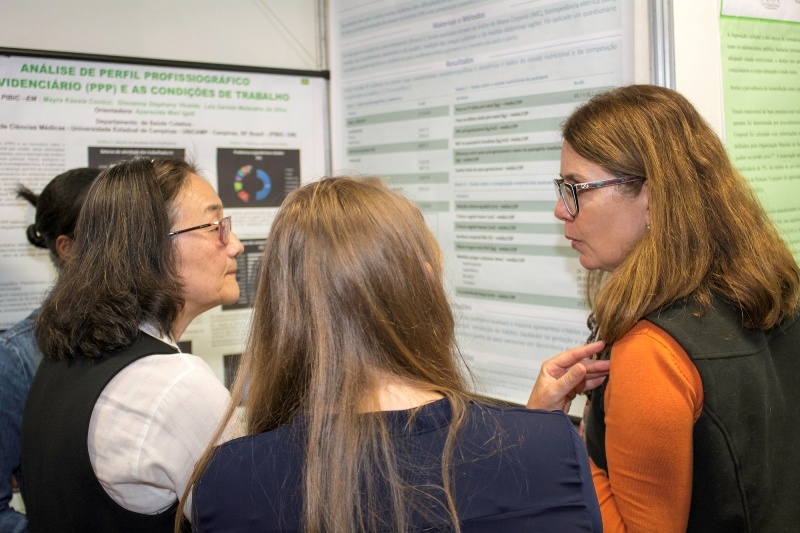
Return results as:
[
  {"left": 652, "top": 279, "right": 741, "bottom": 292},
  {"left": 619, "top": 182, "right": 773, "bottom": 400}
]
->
[{"left": 184, "top": 177, "right": 606, "bottom": 533}]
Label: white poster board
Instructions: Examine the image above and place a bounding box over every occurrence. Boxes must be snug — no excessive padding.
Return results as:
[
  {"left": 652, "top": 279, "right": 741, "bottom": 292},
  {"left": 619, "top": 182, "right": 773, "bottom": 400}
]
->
[
  {"left": 329, "top": 0, "right": 636, "bottom": 412},
  {"left": 0, "top": 52, "right": 329, "bottom": 383}
]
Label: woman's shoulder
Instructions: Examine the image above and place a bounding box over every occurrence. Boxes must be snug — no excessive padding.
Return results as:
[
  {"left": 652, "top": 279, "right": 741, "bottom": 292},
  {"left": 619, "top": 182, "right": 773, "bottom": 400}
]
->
[
  {"left": 125, "top": 347, "right": 218, "bottom": 380},
  {"left": 614, "top": 319, "right": 692, "bottom": 366},
  {"left": 609, "top": 320, "right": 704, "bottom": 416},
  {"left": 196, "top": 425, "right": 302, "bottom": 503},
  {"left": 193, "top": 425, "right": 305, "bottom": 531},
  {"left": 215, "top": 425, "right": 294, "bottom": 451},
  {"left": 101, "top": 348, "right": 230, "bottom": 423},
  {"left": 469, "top": 400, "right": 574, "bottom": 427},
  {"left": 0, "top": 310, "right": 38, "bottom": 339},
  {"left": 402, "top": 398, "right": 576, "bottom": 439},
  {"left": 453, "top": 403, "right": 597, "bottom": 528},
  {"left": 463, "top": 402, "right": 580, "bottom": 456},
  {"left": 0, "top": 311, "right": 40, "bottom": 367}
]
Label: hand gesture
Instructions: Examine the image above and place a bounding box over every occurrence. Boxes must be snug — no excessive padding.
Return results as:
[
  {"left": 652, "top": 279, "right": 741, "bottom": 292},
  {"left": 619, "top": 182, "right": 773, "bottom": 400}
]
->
[{"left": 526, "top": 341, "right": 608, "bottom": 413}]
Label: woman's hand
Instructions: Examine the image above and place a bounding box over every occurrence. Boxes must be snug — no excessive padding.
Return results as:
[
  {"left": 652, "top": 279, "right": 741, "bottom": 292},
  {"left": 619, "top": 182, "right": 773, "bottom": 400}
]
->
[{"left": 526, "top": 341, "right": 608, "bottom": 412}]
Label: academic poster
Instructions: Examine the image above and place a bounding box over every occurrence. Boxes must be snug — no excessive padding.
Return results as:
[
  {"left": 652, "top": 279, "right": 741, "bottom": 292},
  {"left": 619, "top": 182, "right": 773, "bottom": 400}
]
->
[
  {"left": 329, "top": 0, "right": 635, "bottom": 411},
  {"left": 0, "top": 53, "right": 329, "bottom": 382},
  {"left": 720, "top": 1, "right": 800, "bottom": 262}
]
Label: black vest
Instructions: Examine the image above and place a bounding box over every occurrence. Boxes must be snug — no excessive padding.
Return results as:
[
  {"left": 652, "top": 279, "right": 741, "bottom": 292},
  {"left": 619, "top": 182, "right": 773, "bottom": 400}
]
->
[
  {"left": 21, "top": 332, "right": 183, "bottom": 533},
  {"left": 585, "top": 297, "right": 800, "bottom": 532}
]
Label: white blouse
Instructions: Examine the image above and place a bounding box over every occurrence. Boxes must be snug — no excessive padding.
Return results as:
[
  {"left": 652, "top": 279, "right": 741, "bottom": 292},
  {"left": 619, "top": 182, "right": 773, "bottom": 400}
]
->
[{"left": 87, "top": 326, "right": 230, "bottom": 516}]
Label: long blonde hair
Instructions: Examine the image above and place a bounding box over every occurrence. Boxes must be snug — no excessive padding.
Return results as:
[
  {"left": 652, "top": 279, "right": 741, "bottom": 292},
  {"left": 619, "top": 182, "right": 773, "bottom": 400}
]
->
[
  {"left": 179, "top": 177, "right": 472, "bottom": 532},
  {"left": 563, "top": 85, "right": 799, "bottom": 342}
]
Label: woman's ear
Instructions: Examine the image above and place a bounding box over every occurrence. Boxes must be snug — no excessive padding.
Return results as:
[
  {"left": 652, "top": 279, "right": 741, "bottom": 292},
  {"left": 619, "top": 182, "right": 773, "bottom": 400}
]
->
[{"left": 54, "top": 235, "right": 74, "bottom": 260}]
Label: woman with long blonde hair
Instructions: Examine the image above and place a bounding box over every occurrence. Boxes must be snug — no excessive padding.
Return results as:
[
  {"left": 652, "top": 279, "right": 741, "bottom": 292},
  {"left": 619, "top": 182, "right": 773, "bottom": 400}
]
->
[{"left": 184, "top": 177, "right": 606, "bottom": 532}]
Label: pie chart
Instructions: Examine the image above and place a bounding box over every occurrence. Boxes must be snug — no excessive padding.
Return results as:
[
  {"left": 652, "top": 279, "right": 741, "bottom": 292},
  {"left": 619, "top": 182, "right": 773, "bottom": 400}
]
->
[{"left": 233, "top": 165, "right": 272, "bottom": 202}]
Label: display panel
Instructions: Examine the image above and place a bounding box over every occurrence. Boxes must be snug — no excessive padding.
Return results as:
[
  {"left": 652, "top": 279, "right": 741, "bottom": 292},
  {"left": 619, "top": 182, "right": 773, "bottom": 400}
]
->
[
  {"left": 0, "top": 51, "right": 329, "bottom": 382},
  {"left": 330, "top": 0, "right": 636, "bottom": 413},
  {"left": 720, "top": 1, "right": 800, "bottom": 263}
]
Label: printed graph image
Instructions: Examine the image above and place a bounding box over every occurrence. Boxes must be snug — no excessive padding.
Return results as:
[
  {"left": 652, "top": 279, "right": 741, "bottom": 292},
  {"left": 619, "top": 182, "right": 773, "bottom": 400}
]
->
[
  {"left": 87, "top": 147, "right": 185, "bottom": 169},
  {"left": 217, "top": 148, "right": 301, "bottom": 208},
  {"left": 234, "top": 165, "right": 272, "bottom": 202}
]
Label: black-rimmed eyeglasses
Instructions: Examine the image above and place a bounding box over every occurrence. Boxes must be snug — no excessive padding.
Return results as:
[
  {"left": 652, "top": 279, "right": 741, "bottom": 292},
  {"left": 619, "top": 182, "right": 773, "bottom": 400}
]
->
[
  {"left": 553, "top": 176, "right": 645, "bottom": 216},
  {"left": 168, "top": 215, "right": 232, "bottom": 245}
]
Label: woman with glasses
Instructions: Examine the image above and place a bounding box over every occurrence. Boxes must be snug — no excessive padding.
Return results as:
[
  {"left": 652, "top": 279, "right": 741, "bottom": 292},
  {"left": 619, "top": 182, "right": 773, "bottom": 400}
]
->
[
  {"left": 554, "top": 85, "right": 800, "bottom": 532},
  {"left": 182, "top": 177, "right": 606, "bottom": 532},
  {"left": 21, "top": 157, "right": 243, "bottom": 532}
]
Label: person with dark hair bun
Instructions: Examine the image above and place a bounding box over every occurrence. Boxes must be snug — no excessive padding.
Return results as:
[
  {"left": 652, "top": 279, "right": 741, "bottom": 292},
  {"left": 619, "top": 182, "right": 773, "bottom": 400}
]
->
[
  {"left": 0, "top": 167, "right": 100, "bottom": 533},
  {"left": 15, "top": 167, "right": 100, "bottom": 265}
]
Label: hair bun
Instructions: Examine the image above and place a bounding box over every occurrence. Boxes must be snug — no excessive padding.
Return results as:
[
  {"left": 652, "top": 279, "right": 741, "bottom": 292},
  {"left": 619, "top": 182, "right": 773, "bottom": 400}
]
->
[{"left": 26, "top": 224, "right": 48, "bottom": 248}]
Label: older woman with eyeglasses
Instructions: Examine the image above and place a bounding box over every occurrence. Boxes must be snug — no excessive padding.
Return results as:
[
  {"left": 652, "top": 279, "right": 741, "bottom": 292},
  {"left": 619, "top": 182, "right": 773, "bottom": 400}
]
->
[
  {"left": 21, "top": 157, "right": 243, "bottom": 532},
  {"left": 552, "top": 84, "right": 800, "bottom": 532}
]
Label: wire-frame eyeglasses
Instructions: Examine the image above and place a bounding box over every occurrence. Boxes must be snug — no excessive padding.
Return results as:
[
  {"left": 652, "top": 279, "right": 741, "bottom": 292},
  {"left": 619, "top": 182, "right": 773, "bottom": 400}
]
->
[{"left": 168, "top": 215, "right": 232, "bottom": 245}]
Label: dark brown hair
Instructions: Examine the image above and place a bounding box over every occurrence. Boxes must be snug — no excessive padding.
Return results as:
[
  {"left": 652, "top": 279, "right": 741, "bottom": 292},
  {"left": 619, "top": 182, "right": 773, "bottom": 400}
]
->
[
  {"left": 16, "top": 167, "right": 101, "bottom": 266},
  {"left": 35, "top": 157, "right": 195, "bottom": 360}
]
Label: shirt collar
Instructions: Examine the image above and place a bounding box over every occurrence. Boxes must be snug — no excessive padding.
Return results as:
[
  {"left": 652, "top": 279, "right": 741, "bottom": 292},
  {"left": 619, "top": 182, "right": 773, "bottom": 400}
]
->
[{"left": 139, "top": 322, "right": 180, "bottom": 351}]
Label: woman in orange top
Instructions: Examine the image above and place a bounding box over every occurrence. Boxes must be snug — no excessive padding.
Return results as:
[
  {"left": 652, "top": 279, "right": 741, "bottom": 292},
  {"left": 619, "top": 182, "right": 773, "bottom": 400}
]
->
[{"left": 553, "top": 85, "right": 800, "bottom": 532}]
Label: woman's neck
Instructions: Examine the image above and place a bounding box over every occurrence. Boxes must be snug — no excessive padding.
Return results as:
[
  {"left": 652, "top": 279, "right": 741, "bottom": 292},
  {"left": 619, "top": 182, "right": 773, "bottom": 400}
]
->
[
  {"left": 171, "top": 304, "right": 203, "bottom": 341},
  {"left": 365, "top": 377, "right": 444, "bottom": 412}
]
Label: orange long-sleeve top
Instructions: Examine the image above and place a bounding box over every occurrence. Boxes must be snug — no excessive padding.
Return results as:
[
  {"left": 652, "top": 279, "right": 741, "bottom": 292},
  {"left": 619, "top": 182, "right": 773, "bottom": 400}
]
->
[{"left": 591, "top": 319, "right": 704, "bottom": 533}]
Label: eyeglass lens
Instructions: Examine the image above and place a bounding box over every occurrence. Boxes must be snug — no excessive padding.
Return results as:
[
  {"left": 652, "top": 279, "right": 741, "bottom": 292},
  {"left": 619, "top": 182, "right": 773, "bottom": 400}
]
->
[
  {"left": 554, "top": 181, "right": 578, "bottom": 216},
  {"left": 220, "top": 216, "right": 231, "bottom": 245},
  {"left": 563, "top": 185, "right": 577, "bottom": 215}
]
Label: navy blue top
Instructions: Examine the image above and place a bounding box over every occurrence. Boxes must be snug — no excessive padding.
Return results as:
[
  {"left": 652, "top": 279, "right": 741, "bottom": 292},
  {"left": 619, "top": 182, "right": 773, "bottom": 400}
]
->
[{"left": 192, "top": 400, "right": 601, "bottom": 532}]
